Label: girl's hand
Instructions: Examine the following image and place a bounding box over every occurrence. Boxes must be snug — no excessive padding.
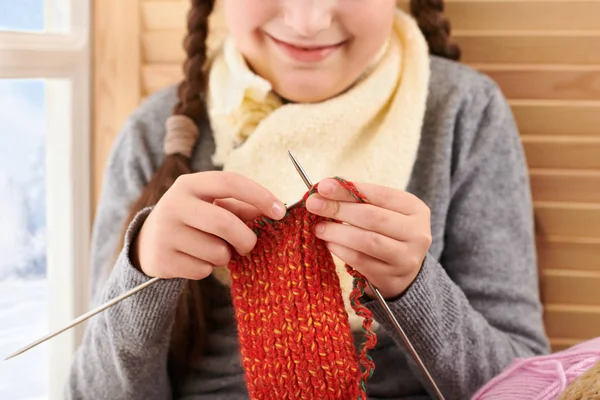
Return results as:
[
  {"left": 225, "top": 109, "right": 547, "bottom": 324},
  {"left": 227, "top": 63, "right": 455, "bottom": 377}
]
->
[
  {"left": 132, "top": 171, "right": 287, "bottom": 280},
  {"left": 305, "top": 178, "right": 432, "bottom": 299}
]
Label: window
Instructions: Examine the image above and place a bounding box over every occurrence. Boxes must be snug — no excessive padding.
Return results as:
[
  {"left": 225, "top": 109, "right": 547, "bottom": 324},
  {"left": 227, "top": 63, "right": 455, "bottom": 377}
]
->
[
  {"left": 0, "top": 0, "right": 45, "bottom": 32},
  {"left": 0, "top": 1, "right": 91, "bottom": 399},
  {"left": 0, "top": 78, "right": 48, "bottom": 398}
]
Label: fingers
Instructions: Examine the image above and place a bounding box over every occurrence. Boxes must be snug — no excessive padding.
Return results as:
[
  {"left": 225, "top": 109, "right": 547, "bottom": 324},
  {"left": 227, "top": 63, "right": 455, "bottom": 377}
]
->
[
  {"left": 315, "top": 178, "right": 425, "bottom": 215},
  {"left": 179, "top": 196, "right": 258, "bottom": 256},
  {"left": 179, "top": 171, "right": 287, "bottom": 220},
  {"left": 307, "top": 193, "right": 421, "bottom": 241},
  {"left": 325, "top": 240, "right": 417, "bottom": 299},
  {"left": 315, "top": 221, "right": 408, "bottom": 267},
  {"left": 169, "top": 251, "right": 214, "bottom": 280},
  {"left": 170, "top": 223, "right": 232, "bottom": 267},
  {"left": 214, "top": 198, "right": 263, "bottom": 222},
  {"left": 324, "top": 242, "right": 402, "bottom": 294}
]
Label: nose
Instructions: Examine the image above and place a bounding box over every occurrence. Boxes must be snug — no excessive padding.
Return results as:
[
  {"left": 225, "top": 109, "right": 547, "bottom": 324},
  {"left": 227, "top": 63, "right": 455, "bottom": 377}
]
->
[{"left": 283, "top": 0, "right": 333, "bottom": 37}]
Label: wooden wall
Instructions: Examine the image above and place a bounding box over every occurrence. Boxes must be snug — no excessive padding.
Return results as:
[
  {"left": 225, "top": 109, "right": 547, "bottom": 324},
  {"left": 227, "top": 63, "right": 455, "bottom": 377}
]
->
[{"left": 93, "top": 0, "right": 600, "bottom": 351}]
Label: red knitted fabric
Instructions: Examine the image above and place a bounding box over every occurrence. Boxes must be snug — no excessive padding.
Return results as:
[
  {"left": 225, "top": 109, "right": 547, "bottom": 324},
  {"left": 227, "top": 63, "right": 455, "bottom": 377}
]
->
[{"left": 227, "top": 178, "right": 377, "bottom": 399}]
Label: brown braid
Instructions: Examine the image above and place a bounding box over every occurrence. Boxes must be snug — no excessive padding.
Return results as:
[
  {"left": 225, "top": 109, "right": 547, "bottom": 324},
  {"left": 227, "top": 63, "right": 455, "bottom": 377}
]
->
[
  {"left": 116, "top": 0, "right": 215, "bottom": 368},
  {"left": 169, "top": 0, "right": 216, "bottom": 367},
  {"left": 410, "top": 0, "right": 461, "bottom": 61},
  {"left": 174, "top": 0, "right": 214, "bottom": 118}
]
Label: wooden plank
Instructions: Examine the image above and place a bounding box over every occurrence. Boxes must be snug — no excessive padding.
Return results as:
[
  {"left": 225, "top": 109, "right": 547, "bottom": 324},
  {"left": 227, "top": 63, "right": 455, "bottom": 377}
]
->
[
  {"left": 143, "top": 46, "right": 600, "bottom": 101},
  {"left": 457, "top": 33, "right": 600, "bottom": 65},
  {"left": 510, "top": 100, "right": 600, "bottom": 136},
  {"left": 550, "top": 338, "right": 585, "bottom": 353},
  {"left": 93, "top": 0, "right": 142, "bottom": 214},
  {"left": 142, "top": 0, "right": 227, "bottom": 34},
  {"left": 477, "top": 67, "right": 600, "bottom": 101},
  {"left": 143, "top": 63, "right": 182, "bottom": 94},
  {"left": 143, "top": 31, "right": 600, "bottom": 66},
  {"left": 544, "top": 305, "right": 600, "bottom": 340},
  {"left": 396, "top": 1, "right": 600, "bottom": 31},
  {"left": 146, "top": 1, "right": 600, "bottom": 32},
  {"left": 537, "top": 238, "right": 600, "bottom": 271},
  {"left": 541, "top": 270, "right": 600, "bottom": 306},
  {"left": 534, "top": 202, "right": 600, "bottom": 239},
  {"left": 143, "top": 32, "right": 184, "bottom": 63},
  {"left": 529, "top": 169, "right": 600, "bottom": 203},
  {"left": 142, "top": 0, "right": 187, "bottom": 30},
  {"left": 142, "top": 31, "right": 226, "bottom": 64},
  {"left": 522, "top": 136, "right": 600, "bottom": 169}
]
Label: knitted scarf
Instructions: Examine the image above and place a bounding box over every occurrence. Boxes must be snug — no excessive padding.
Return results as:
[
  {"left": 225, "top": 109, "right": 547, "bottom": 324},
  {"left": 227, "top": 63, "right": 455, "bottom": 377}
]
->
[
  {"left": 208, "top": 10, "right": 431, "bottom": 332},
  {"left": 227, "top": 178, "right": 376, "bottom": 399}
]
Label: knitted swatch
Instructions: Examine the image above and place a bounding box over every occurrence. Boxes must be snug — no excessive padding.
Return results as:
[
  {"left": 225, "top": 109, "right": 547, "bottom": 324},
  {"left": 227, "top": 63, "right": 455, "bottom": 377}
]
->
[{"left": 227, "top": 178, "right": 377, "bottom": 399}]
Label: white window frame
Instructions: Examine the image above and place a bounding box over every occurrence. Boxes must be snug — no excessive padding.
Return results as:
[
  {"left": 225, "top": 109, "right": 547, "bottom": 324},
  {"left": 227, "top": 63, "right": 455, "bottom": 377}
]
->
[{"left": 0, "top": 1, "right": 91, "bottom": 398}]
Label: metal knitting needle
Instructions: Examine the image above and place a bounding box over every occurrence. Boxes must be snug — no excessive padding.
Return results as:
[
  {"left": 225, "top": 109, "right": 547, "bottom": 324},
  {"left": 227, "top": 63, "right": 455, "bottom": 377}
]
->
[
  {"left": 6, "top": 174, "right": 302, "bottom": 361},
  {"left": 4, "top": 277, "right": 162, "bottom": 361},
  {"left": 287, "top": 150, "right": 445, "bottom": 400}
]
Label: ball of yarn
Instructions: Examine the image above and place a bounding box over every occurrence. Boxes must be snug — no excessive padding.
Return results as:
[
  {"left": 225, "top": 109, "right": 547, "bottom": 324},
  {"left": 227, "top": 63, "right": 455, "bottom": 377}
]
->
[
  {"left": 471, "top": 337, "right": 600, "bottom": 400},
  {"left": 558, "top": 357, "right": 600, "bottom": 400}
]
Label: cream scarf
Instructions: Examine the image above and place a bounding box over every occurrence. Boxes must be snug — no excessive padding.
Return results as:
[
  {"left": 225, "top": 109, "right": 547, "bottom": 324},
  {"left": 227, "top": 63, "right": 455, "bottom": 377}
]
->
[{"left": 206, "top": 10, "right": 430, "bottom": 330}]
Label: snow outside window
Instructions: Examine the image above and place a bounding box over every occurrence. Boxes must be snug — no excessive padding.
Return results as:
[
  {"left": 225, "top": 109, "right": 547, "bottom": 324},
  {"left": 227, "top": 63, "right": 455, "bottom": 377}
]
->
[{"left": 0, "top": 0, "right": 91, "bottom": 399}]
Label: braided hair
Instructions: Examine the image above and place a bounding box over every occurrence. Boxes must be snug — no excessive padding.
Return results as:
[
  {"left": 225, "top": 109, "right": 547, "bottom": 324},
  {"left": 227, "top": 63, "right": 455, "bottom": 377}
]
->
[
  {"left": 117, "top": 0, "right": 215, "bottom": 367},
  {"left": 410, "top": 0, "right": 461, "bottom": 60}
]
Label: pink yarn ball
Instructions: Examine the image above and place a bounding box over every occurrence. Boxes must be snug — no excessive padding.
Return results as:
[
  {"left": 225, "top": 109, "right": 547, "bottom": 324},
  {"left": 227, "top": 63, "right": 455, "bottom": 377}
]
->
[{"left": 472, "top": 337, "right": 600, "bottom": 400}]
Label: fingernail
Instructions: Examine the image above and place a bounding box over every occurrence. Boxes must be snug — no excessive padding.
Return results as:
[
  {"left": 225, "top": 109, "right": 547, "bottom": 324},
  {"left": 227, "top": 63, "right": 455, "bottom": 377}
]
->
[
  {"left": 319, "top": 180, "right": 336, "bottom": 195},
  {"left": 272, "top": 201, "right": 286, "bottom": 219},
  {"left": 315, "top": 223, "right": 325, "bottom": 235}
]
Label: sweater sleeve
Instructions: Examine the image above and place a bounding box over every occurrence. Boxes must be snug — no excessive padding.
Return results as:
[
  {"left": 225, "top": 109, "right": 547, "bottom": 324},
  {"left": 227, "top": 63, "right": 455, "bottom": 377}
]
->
[
  {"left": 363, "top": 84, "right": 550, "bottom": 399},
  {"left": 66, "top": 114, "right": 186, "bottom": 400}
]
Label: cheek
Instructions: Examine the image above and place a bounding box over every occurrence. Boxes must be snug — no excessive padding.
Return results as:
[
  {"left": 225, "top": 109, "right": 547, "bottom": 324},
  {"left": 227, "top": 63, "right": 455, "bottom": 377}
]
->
[
  {"left": 330, "top": 9, "right": 394, "bottom": 88},
  {"left": 222, "top": 0, "right": 270, "bottom": 45},
  {"left": 344, "top": 4, "right": 396, "bottom": 57}
]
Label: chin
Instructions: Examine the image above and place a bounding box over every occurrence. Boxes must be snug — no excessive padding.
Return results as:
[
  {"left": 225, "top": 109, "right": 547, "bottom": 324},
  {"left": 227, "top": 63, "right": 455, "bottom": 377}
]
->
[
  {"left": 276, "top": 89, "right": 332, "bottom": 103},
  {"left": 272, "top": 74, "right": 350, "bottom": 104}
]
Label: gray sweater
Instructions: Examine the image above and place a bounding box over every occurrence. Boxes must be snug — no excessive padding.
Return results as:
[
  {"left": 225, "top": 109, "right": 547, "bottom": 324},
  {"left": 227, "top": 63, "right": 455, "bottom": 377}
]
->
[{"left": 67, "top": 56, "right": 550, "bottom": 400}]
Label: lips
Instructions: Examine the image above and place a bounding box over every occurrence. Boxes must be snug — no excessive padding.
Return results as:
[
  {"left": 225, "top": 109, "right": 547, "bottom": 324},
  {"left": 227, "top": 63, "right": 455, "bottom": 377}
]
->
[{"left": 268, "top": 35, "right": 345, "bottom": 63}]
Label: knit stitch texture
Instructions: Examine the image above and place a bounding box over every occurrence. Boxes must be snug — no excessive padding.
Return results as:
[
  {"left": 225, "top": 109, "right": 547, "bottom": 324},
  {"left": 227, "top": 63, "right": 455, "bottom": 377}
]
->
[{"left": 227, "top": 178, "right": 376, "bottom": 399}]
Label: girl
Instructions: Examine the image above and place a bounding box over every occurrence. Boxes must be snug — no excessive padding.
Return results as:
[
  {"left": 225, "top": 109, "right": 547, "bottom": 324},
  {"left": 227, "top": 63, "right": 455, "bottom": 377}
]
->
[{"left": 68, "top": 0, "right": 550, "bottom": 398}]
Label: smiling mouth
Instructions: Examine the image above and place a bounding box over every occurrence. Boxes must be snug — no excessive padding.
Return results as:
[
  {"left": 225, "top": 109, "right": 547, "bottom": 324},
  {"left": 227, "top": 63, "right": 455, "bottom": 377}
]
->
[{"left": 268, "top": 35, "right": 346, "bottom": 63}]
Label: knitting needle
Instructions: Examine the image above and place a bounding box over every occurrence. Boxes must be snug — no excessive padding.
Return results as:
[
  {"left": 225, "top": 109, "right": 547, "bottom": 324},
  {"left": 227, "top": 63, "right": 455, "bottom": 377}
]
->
[
  {"left": 287, "top": 150, "right": 445, "bottom": 400},
  {"left": 4, "top": 276, "right": 163, "bottom": 361},
  {"left": 5, "top": 193, "right": 309, "bottom": 362},
  {"left": 5, "top": 182, "right": 303, "bottom": 361}
]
